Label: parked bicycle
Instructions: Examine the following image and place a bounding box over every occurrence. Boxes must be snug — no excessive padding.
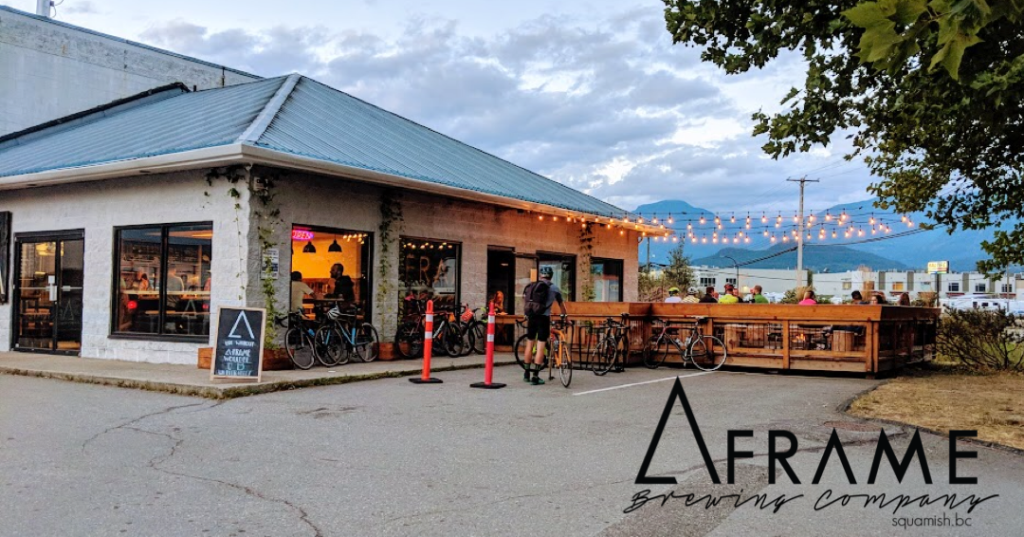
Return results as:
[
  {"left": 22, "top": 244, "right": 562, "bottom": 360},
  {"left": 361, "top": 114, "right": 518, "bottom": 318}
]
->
[
  {"left": 394, "top": 300, "right": 464, "bottom": 358},
  {"left": 593, "top": 313, "right": 630, "bottom": 376},
  {"left": 314, "top": 305, "right": 380, "bottom": 365},
  {"left": 513, "top": 314, "right": 574, "bottom": 387},
  {"left": 276, "top": 311, "right": 320, "bottom": 370},
  {"left": 642, "top": 316, "right": 727, "bottom": 371}
]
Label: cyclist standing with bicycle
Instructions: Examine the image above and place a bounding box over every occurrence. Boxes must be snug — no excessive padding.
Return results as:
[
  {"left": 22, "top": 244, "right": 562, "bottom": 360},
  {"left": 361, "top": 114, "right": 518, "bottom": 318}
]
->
[{"left": 522, "top": 266, "right": 567, "bottom": 385}]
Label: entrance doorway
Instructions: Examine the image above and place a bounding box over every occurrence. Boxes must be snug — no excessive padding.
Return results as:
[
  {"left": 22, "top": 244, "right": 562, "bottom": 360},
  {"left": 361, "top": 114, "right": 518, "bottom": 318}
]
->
[
  {"left": 12, "top": 231, "right": 85, "bottom": 354},
  {"left": 486, "top": 248, "right": 515, "bottom": 314}
]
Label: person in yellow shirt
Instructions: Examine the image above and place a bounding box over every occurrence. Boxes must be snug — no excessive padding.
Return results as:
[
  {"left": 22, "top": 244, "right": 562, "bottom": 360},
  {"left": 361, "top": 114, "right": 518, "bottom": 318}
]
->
[{"left": 718, "top": 283, "right": 740, "bottom": 304}]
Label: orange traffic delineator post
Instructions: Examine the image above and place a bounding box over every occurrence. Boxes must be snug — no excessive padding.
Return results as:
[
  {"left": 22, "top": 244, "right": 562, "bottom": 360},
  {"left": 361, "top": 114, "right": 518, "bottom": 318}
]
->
[
  {"left": 409, "top": 300, "right": 442, "bottom": 384},
  {"left": 471, "top": 303, "right": 506, "bottom": 389}
]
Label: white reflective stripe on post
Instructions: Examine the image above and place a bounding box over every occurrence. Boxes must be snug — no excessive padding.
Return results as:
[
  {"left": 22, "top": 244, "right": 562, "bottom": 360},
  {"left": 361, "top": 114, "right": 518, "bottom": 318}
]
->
[
  {"left": 488, "top": 315, "right": 495, "bottom": 323},
  {"left": 426, "top": 314, "right": 433, "bottom": 323},
  {"left": 487, "top": 334, "right": 494, "bottom": 342}
]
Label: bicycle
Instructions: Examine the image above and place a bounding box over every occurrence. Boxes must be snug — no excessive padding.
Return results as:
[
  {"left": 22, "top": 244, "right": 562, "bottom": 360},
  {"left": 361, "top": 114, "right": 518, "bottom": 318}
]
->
[
  {"left": 593, "top": 313, "right": 630, "bottom": 376},
  {"left": 314, "top": 306, "right": 380, "bottom": 365},
  {"left": 463, "top": 306, "right": 488, "bottom": 355},
  {"left": 513, "top": 315, "right": 573, "bottom": 387},
  {"left": 642, "top": 316, "right": 727, "bottom": 371},
  {"left": 275, "top": 311, "right": 320, "bottom": 370}
]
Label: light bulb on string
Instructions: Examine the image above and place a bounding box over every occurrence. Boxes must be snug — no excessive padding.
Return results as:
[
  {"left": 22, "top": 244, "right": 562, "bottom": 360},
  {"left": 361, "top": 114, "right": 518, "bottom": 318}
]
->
[
  {"left": 730, "top": 214, "right": 736, "bottom": 224},
  {"left": 761, "top": 212, "right": 767, "bottom": 224},
  {"left": 825, "top": 211, "right": 832, "bottom": 221},
  {"left": 699, "top": 215, "right": 706, "bottom": 225},
  {"left": 667, "top": 213, "right": 674, "bottom": 224}
]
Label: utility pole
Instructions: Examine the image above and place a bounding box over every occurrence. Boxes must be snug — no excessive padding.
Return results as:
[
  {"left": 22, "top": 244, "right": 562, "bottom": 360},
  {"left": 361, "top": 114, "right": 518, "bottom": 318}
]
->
[
  {"left": 787, "top": 176, "right": 819, "bottom": 288},
  {"left": 645, "top": 237, "right": 651, "bottom": 273}
]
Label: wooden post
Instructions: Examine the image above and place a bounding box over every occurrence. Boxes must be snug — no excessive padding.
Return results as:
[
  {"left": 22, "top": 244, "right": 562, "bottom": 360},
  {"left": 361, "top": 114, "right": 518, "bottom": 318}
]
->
[
  {"left": 782, "top": 320, "right": 791, "bottom": 370},
  {"left": 866, "top": 322, "right": 878, "bottom": 374}
]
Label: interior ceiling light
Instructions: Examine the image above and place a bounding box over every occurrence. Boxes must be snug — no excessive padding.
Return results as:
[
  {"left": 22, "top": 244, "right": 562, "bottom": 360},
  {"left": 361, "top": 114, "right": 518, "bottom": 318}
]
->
[{"left": 303, "top": 240, "right": 316, "bottom": 254}]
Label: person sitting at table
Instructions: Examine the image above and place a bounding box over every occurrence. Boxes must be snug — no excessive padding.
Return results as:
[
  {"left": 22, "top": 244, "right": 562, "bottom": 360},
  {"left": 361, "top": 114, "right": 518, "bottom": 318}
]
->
[
  {"left": 699, "top": 286, "right": 718, "bottom": 303},
  {"left": 897, "top": 292, "right": 911, "bottom": 306},
  {"left": 718, "top": 283, "right": 740, "bottom": 304},
  {"left": 850, "top": 290, "right": 866, "bottom": 304},
  {"left": 291, "top": 271, "right": 315, "bottom": 313},
  {"left": 868, "top": 293, "right": 885, "bottom": 305},
  {"left": 682, "top": 287, "right": 701, "bottom": 304},
  {"left": 488, "top": 290, "right": 506, "bottom": 314},
  {"left": 326, "top": 263, "right": 355, "bottom": 302},
  {"left": 135, "top": 272, "right": 150, "bottom": 291},
  {"left": 798, "top": 289, "right": 818, "bottom": 305}
]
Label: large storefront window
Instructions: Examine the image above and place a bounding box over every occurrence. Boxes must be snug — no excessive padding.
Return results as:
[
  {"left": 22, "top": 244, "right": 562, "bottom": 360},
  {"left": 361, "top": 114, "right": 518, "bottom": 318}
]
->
[
  {"left": 591, "top": 258, "right": 623, "bottom": 302},
  {"left": 400, "top": 238, "right": 461, "bottom": 315},
  {"left": 538, "top": 254, "right": 575, "bottom": 301},
  {"left": 290, "top": 225, "right": 372, "bottom": 319},
  {"left": 113, "top": 223, "right": 212, "bottom": 338}
]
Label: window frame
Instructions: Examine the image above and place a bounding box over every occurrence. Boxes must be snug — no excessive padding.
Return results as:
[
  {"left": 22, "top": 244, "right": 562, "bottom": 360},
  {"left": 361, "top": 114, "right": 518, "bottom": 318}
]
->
[
  {"left": 948, "top": 282, "right": 960, "bottom": 293},
  {"left": 590, "top": 257, "right": 624, "bottom": 302},
  {"left": 699, "top": 276, "right": 717, "bottom": 288},
  {"left": 398, "top": 235, "right": 463, "bottom": 313},
  {"left": 537, "top": 252, "right": 577, "bottom": 301},
  {"left": 109, "top": 221, "right": 213, "bottom": 342},
  {"left": 975, "top": 283, "right": 987, "bottom": 293}
]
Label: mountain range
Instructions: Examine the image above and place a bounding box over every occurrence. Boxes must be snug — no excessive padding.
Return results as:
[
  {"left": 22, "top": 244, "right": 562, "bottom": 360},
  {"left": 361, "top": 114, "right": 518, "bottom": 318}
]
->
[{"left": 635, "top": 199, "right": 1021, "bottom": 273}]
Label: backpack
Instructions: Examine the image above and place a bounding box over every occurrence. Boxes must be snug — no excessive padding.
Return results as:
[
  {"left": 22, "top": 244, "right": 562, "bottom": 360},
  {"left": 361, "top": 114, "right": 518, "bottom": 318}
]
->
[{"left": 523, "top": 280, "right": 551, "bottom": 316}]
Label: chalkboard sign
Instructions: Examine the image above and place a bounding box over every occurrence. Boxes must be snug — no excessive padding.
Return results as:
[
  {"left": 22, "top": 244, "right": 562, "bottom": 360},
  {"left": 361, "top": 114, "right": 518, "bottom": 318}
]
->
[{"left": 211, "top": 307, "right": 266, "bottom": 382}]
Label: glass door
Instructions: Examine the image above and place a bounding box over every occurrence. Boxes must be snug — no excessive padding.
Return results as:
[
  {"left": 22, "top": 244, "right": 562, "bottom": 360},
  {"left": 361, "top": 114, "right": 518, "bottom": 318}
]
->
[{"left": 13, "top": 234, "right": 84, "bottom": 354}]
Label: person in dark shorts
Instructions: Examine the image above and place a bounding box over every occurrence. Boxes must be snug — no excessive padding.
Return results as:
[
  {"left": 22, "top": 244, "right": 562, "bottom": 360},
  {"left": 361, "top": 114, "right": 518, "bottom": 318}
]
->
[{"left": 522, "top": 266, "right": 567, "bottom": 385}]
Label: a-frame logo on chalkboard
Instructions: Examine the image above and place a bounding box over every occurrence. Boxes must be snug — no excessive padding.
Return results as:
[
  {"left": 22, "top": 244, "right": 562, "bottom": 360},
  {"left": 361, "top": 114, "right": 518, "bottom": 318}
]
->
[
  {"left": 228, "top": 312, "right": 256, "bottom": 339},
  {"left": 211, "top": 307, "right": 266, "bottom": 382}
]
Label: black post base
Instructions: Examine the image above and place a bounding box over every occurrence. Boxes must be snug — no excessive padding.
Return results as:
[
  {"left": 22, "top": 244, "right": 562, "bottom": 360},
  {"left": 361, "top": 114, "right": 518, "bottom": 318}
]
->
[
  {"left": 470, "top": 382, "right": 507, "bottom": 389},
  {"left": 409, "top": 377, "right": 443, "bottom": 384}
]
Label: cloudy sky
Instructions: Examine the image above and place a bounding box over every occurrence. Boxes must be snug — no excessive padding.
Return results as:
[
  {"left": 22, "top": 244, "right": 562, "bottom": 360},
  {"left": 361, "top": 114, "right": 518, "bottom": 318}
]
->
[{"left": 11, "top": 0, "right": 876, "bottom": 214}]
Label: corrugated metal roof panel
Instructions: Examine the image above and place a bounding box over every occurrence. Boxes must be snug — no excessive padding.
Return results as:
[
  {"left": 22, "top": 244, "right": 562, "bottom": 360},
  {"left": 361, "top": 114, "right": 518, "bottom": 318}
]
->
[
  {"left": 0, "top": 75, "right": 625, "bottom": 216},
  {"left": 256, "top": 78, "right": 624, "bottom": 216},
  {"left": 0, "top": 77, "right": 285, "bottom": 178}
]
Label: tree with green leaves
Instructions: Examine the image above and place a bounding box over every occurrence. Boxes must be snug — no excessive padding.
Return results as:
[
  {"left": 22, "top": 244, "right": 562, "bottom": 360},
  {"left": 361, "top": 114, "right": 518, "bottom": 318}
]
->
[
  {"left": 662, "top": 243, "right": 696, "bottom": 291},
  {"left": 663, "top": 0, "right": 1024, "bottom": 273}
]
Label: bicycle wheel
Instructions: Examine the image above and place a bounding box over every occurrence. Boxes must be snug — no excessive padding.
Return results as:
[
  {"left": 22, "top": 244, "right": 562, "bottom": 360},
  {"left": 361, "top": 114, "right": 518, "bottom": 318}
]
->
[
  {"left": 593, "top": 337, "right": 617, "bottom": 376},
  {"left": 688, "top": 335, "right": 727, "bottom": 371},
  {"left": 458, "top": 322, "right": 474, "bottom": 357},
  {"left": 442, "top": 323, "right": 465, "bottom": 357},
  {"left": 315, "top": 325, "right": 349, "bottom": 366},
  {"left": 557, "top": 347, "right": 572, "bottom": 387},
  {"left": 514, "top": 334, "right": 531, "bottom": 370},
  {"left": 284, "top": 327, "right": 316, "bottom": 370},
  {"left": 642, "top": 335, "right": 666, "bottom": 369},
  {"left": 470, "top": 321, "right": 487, "bottom": 354},
  {"left": 395, "top": 321, "right": 423, "bottom": 359},
  {"left": 353, "top": 323, "right": 380, "bottom": 362}
]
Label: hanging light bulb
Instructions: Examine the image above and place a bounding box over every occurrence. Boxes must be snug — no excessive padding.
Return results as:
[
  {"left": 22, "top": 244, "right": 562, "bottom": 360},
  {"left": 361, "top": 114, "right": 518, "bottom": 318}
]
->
[
  {"left": 699, "top": 215, "right": 706, "bottom": 225},
  {"left": 825, "top": 211, "right": 832, "bottom": 221},
  {"left": 687, "top": 222, "right": 693, "bottom": 231},
  {"left": 667, "top": 214, "right": 674, "bottom": 224},
  {"left": 761, "top": 212, "right": 767, "bottom": 224},
  {"left": 652, "top": 214, "right": 658, "bottom": 224},
  {"left": 730, "top": 214, "right": 736, "bottom": 224},
  {"left": 303, "top": 240, "right": 316, "bottom": 254},
  {"left": 832, "top": 230, "right": 837, "bottom": 238}
]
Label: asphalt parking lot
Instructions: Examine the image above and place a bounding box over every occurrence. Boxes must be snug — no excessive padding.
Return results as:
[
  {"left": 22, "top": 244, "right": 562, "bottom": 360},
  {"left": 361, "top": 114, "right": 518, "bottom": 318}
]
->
[{"left": 1, "top": 366, "right": 1021, "bottom": 536}]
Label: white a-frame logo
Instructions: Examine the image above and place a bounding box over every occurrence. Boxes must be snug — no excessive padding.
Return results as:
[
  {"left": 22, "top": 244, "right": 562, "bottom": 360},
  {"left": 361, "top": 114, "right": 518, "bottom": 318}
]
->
[{"left": 228, "top": 311, "right": 256, "bottom": 339}]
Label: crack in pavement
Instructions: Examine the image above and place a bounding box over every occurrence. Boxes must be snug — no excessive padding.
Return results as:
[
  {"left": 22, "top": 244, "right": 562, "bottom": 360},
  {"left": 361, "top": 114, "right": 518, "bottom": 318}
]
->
[
  {"left": 80, "top": 402, "right": 206, "bottom": 453},
  {"left": 140, "top": 426, "right": 325, "bottom": 537},
  {"left": 78, "top": 401, "right": 324, "bottom": 537}
]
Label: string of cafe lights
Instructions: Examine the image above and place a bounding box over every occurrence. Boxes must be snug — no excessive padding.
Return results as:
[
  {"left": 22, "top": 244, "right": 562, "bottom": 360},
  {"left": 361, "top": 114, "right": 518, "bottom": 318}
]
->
[{"left": 512, "top": 199, "right": 926, "bottom": 248}]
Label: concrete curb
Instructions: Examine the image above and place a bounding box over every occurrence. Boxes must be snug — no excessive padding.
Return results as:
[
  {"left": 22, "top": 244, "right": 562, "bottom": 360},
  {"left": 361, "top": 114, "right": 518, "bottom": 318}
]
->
[{"left": 0, "top": 360, "right": 517, "bottom": 400}]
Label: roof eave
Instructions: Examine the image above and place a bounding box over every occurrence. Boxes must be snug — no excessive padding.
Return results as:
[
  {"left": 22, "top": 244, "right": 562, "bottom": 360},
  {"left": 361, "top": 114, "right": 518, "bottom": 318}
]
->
[
  {"left": 0, "top": 144, "right": 245, "bottom": 190},
  {"left": 240, "top": 145, "right": 669, "bottom": 234},
  {"left": 0, "top": 143, "right": 668, "bottom": 234}
]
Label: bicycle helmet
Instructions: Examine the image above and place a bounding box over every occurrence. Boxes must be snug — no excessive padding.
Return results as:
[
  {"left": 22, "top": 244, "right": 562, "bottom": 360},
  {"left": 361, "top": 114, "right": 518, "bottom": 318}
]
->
[
  {"left": 539, "top": 266, "right": 554, "bottom": 279},
  {"left": 688, "top": 287, "right": 699, "bottom": 295},
  {"left": 327, "top": 306, "right": 343, "bottom": 321},
  {"left": 668, "top": 287, "right": 680, "bottom": 294}
]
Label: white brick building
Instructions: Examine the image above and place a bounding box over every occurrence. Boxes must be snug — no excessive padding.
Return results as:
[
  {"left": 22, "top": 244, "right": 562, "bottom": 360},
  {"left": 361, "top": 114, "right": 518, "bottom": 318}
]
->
[
  {"left": 0, "top": 76, "right": 644, "bottom": 364},
  {"left": 0, "top": 5, "right": 259, "bottom": 136}
]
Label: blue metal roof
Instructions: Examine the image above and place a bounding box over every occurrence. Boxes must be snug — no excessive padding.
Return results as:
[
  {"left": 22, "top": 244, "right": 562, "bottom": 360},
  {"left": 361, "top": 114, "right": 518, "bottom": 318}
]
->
[
  {"left": 0, "top": 78, "right": 286, "bottom": 177},
  {"left": 0, "top": 74, "right": 626, "bottom": 217}
]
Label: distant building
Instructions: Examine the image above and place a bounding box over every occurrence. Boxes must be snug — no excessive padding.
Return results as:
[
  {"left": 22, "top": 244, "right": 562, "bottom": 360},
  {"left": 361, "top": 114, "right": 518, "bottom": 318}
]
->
[
  {"left": 692, "top": 265, "right": 1021, "bottom": 304},
  {"left": 0, "top": 5, "right": 260, "bottom": 136}
]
